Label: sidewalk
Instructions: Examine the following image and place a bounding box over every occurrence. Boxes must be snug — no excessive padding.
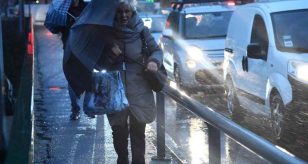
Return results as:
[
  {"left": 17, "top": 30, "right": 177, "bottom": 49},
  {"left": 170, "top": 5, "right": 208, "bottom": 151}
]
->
[{"left": 32, "top": 25, "right": 171, "bottom": 164}]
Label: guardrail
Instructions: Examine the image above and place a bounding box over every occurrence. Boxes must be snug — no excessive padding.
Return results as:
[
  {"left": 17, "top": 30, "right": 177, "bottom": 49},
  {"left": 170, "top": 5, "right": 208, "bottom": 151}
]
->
[{"left": 152, "top": 85, "right": 306, "bottom": 164}]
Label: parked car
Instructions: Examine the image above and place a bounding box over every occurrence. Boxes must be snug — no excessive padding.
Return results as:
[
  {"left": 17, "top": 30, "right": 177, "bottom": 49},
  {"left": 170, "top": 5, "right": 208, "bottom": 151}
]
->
[
  {"left": 136, "top": 1, "right": 160, "bottom": 14},
  {"left": 223, "top": 0, "right": 308, "bottom": 143},
  {"left": 160, "top": 3, "right": 234, "bottom": 94},
  {"left": 140, "top": 14, "right": 166, "bottom": 44}
]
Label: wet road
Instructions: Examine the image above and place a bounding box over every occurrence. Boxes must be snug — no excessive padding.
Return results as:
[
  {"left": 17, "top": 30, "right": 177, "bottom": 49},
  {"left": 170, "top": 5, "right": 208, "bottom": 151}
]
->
[
  {"left": 160, "top": 93, "right": 269, "bottom": 164},
  {"left": 201, "top": 92, "right": 308, "bottom": 162}
]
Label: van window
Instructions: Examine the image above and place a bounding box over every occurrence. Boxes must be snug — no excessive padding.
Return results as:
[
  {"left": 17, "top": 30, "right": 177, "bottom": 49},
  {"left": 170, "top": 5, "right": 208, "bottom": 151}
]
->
[
  {"left": 272, "top": 9, "right": 308, "bottom": 53},
  {"left": 250, "top": 15, "right": 269, "bottom": 59}
]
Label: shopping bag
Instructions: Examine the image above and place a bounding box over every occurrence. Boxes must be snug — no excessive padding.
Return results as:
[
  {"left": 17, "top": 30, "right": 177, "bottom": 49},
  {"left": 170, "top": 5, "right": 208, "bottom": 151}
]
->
[
  {"left": 84, "top": 70, "right": 129, "bottom": 115},
  {"left": 44, "top": 0, "right": 72, "bottom": 33}
]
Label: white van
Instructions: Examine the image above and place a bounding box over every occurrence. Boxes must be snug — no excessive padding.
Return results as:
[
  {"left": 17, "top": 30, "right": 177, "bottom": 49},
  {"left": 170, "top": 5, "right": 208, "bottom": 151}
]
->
[{"left": 223, "top": 0, "right": 308, "bottom": 143}]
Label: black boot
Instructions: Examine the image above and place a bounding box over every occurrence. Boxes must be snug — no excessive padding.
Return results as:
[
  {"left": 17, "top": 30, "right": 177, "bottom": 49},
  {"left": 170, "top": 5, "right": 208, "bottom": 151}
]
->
[
  {"left": 70, "top": 112, "right": 80, "bottom": 120},
  {"left": 111, "top": 125, "right": 129, "bottom": 164}
]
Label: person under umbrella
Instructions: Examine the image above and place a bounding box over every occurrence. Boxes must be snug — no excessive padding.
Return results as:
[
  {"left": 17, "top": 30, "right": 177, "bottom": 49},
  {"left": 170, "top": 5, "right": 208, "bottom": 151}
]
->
[
  {"left": 61, "top": 0, "right": 87, "bottom": 120},
  {"left": 45, "top": 0, "right": 88, "bottom": 120},
  {"left": 63, "top": 0, "right": 120, "bottom": 97}
]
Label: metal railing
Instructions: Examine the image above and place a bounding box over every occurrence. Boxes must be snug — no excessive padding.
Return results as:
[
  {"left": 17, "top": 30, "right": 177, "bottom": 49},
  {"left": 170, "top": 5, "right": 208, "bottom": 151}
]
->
[{"left": 152, "top": 85, "right": 306, "bottom": 164}]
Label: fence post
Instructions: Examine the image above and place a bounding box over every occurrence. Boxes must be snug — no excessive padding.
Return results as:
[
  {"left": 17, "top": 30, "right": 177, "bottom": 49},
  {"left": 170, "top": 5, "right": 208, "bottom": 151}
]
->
[
  {"left": 152, "top": 92, "right": 171, "bottom": 162},
  {"left": 207, "top": 123, "right": 221, "bottom": 164}
]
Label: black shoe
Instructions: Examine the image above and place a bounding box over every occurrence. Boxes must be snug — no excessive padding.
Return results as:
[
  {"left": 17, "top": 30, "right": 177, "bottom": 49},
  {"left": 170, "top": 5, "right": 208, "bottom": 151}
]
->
[
  {"left": 84, "top": 112, "right": 95, "bottom": 119},
  {"left": 86, "top": 114, "right": 96, "bottom": 119},
  {"left": 70, "top": 112, "right": 80, "bottom": 120}
]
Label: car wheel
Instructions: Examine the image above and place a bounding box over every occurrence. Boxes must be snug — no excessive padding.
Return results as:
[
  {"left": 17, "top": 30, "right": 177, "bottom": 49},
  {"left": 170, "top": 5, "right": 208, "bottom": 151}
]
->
[
  {"left": 225, "top": 78, "right": 244, "bottom": 122},
  {"left": 270, "top": 92, "right": 295, "bottom": 144},
  {"left": 174, "top": 65, "right": 195, "bottom": 96}
]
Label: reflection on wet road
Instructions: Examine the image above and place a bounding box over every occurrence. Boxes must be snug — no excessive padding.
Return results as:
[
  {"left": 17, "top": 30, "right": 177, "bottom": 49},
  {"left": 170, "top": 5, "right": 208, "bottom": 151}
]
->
[{"left": 162, "top": 94, "right": 269, "bottom": 164}]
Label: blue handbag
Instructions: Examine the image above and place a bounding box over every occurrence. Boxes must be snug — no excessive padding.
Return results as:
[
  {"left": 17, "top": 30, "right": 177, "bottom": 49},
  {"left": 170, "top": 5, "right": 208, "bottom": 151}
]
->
[
  {"left": 83, "top": 70, "right": 129, "bottom": 115},
  {"left": 44, "top": 0, "right": 72, "bottom": 34}
]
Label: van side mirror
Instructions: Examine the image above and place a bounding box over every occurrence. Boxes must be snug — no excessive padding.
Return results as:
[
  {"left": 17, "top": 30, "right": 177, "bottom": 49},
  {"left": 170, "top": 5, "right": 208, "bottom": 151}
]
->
[
  {"left": 247, "top": 43, "right": 264, "bottom": 60},
  {"left": 162, "top": 29, "right": 173, "bottom": 38}
]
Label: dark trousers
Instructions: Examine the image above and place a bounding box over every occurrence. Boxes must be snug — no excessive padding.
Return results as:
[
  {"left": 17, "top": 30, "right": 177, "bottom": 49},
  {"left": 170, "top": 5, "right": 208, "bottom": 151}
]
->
[
  {"left": 68, "top": 85, "right": 80, "bottom": 113},
  {"left": 111, "top": 114, "right": 146, "bottom": 164}
]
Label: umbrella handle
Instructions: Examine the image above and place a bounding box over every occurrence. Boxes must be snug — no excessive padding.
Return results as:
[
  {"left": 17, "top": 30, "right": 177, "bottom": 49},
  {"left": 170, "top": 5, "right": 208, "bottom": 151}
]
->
[{"left": 67, "top": 12, "right": 77, "bottom": 21}]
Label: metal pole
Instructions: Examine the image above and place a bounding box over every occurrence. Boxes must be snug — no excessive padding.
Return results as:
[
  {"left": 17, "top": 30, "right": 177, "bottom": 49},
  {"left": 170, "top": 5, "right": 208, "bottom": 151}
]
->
[
  {"left": 207, "top": 123, "right": 221, "bottom": 164},
  {"left": 18, "top": 0, "right": 25, "bottom": 34},
  {"left": 152, "top": 92, "right": 171, "bottom": 162},
  {"left": 28, "top": 1, "right": 31, "bottom": 18},
  {"left": 0, "top": 16, "right": 6, "bottom": 161},
  {"left": 157, "top": 92, "right": 165, "bottom": 158}
]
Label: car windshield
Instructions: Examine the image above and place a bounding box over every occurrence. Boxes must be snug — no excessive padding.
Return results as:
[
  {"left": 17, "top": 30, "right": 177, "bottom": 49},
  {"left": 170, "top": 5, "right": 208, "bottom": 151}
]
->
[
  {"left": 184, "top": 11, "right": 232, "bottom": 39},
  {"left": 136, "top": 2, "right": 158, "bottom": 14},
  {"left": 272, "top": 9, "right": 308, "bottom": 53},
  {"left": 141, "top": 16, "right": 166, "bottom": 33}
]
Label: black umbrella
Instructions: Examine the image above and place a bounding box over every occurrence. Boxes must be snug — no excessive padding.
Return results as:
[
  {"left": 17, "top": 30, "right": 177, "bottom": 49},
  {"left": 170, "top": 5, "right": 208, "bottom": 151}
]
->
[{"left": 63, "top": 0, "right": 120, "bottom": 96}]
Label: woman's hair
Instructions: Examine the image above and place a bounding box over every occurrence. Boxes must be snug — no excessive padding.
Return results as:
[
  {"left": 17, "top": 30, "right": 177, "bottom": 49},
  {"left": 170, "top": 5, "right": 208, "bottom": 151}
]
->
[{"left": 118, "top": 0, "right": 136, "bottom": 12}]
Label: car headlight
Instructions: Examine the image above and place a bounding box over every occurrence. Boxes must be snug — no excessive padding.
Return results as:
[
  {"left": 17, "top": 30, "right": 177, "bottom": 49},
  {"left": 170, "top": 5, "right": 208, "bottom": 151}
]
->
[
  {"left": 185, "top": 46, "right": 203, "bottom": 61},
  {"left": 288, "top": 60, "right": 308, "bottom": 83},
  {"left": 186, "top": 59, "right": 196, "bottom": 68}
]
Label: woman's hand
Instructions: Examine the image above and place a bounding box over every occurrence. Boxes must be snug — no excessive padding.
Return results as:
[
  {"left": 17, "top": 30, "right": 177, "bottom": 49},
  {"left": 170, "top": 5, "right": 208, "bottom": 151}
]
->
[
  {"left": 111, "top": 44, "right": 122, "bottom": 58},
  {"left": 146, "top": 61, "right": 158, "bottom": 71}
]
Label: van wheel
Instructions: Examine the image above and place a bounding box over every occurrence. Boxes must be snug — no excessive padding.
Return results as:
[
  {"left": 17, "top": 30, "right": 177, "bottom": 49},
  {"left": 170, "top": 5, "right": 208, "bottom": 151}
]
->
[
  {"left": 270, "top": 93, "right": 295, "bottom": 144},
  {"left": 225, "top": 78, "right": 243, "bottom": 122},
  {"left": 174, "top": 65, "right": 181, "bottom": 87}
]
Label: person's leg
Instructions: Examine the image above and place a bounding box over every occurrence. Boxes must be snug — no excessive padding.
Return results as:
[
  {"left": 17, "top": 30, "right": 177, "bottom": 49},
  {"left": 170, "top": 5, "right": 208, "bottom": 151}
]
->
[
  {"left": 68, "top": 85, "right": 80, "bottom": 120},
  {"left": 130, "top": 115, "right": 146, "bottom": 164},
  {"left": 111, "top": 124, "right": 129, "bottom": 164},
  {"left": 82, "top": 92, "right": 95, "bottom": 118}
]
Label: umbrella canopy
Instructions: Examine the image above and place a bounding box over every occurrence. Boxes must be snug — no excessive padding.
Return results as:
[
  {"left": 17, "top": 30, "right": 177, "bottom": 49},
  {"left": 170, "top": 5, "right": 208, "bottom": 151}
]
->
[
  {"left": 67, "top": 0, "right": 120, "bottom": 70},
  {"left": 44, "top": 0, "right": 72, "bottom": 33},
  {"left": 63, "top": 0, "right": 121, "bottom": 96},
  {"left": 73, "top": 0, "right": 120, "bottom": 27}
]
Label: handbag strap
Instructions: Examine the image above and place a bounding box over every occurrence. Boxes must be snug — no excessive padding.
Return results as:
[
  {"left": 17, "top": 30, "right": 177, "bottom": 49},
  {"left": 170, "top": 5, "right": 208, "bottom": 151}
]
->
[
  {"left": 123, "top": 43, "right": 127, "bottom": 89},
  {"left": 122, "top": 28, "right": 148, "bottom": 67},
  {"left": 140, "top": 29, "right": 151, "bottom": 62}
]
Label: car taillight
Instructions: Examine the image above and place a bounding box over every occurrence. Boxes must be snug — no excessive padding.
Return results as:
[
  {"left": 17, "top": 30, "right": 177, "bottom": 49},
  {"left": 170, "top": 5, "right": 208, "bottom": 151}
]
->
[
  {"left": 27, "top": 31, "right": 34, "bottom": 55},
  {"left": 226, "top": 1, "right": 236, "bottom": 6},
  {"left": 165, "top": 21, "right": 170, "bottom": 28}
]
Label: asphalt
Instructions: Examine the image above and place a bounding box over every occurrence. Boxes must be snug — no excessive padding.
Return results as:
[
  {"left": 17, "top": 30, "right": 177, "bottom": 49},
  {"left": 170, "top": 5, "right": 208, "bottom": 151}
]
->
[{"left": 32, "top": 25, "right": 173, "bottom": 164}]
